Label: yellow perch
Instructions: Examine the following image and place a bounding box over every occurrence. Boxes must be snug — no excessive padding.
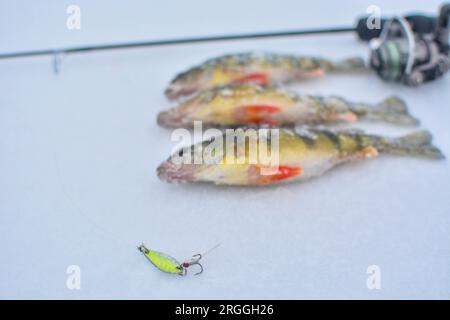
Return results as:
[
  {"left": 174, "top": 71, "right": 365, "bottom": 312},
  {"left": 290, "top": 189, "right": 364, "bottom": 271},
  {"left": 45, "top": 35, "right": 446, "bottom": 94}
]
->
[
  {"left": 165, "top": 52, "right": 367, "bottom": 100},
  {"left": 158, "top": 84, "right": 418, "bottom": 128},
  {"left": 157, "top": 128, "right": 444, "bottom": 186}
]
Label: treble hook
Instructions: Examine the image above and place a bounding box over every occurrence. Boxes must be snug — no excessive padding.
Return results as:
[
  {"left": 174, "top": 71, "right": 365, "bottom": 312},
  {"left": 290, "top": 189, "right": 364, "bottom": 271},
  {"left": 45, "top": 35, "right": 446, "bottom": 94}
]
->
[{"left": 182, "top": 254, "right": 203, "bottom": 275}]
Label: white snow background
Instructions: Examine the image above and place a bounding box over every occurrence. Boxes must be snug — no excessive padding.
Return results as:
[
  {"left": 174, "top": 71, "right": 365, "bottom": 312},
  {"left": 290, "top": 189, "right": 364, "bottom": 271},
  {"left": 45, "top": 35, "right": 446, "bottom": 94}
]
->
[{"left": 0, "top": 0, "right": 449, "bottom": 299}]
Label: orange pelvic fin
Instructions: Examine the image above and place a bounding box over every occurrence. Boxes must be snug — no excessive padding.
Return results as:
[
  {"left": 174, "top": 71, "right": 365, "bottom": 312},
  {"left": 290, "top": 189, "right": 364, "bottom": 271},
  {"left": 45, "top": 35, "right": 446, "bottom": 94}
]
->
[
  {"left": 338, "top": 112, "right": 358, "bottom": 123},
  {"left": 340, "top": 146, "right": 379, "bottom": 162},
  {"left": 302, "top": 68, "right": 326, "bottom": 77},
  {"left": 236, "top": 104, "right": 281, "bottom": 125},
  {"left": 256, "top": 165, "right": 303, "bottom": 184},
  {"left": 362, "top": 146, "right": 378, "bottom": 158},
  {"left": 240, "top": 105, "right": 281, "bottom": 114},
  {"left": 235, "top": 72, "right": 269, "bottom": 85}
]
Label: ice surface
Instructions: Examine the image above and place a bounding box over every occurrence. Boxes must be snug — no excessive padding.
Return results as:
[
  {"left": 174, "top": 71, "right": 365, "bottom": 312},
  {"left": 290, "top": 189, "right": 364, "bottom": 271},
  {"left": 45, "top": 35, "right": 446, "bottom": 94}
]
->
[{"left": 0, "top": 0, "right": 449, "bottom": 299}]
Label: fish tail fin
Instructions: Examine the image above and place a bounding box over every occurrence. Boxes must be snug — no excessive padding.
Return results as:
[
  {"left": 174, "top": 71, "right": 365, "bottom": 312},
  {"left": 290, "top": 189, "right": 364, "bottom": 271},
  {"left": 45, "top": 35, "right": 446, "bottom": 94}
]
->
[
  {"left": 373, "top": 130, "right": 445, "bottom": 159},
  {"left": 365, "top": 96, "right": 419, "bottom": 126},
  {"left": 331, "top": 57, "right": 368, "bottom": 73}
]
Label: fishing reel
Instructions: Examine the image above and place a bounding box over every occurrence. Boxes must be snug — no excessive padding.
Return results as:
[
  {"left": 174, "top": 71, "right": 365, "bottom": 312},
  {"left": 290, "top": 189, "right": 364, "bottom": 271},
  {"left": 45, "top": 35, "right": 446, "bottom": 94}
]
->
[{"left": 358, "top": 3, "right": 450, "bottom": 86}]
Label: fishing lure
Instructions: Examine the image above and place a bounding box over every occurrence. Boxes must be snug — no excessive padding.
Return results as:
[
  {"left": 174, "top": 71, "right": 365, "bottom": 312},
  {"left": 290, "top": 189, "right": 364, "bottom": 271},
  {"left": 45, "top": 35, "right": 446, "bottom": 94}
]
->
[
  {"left": 158, "top": 84, "right": 418, "bottom": 128},
  {"left": 157, "top": 128, "right": 444, "bottom": 186},
  {"left": 165, "top": 52, "right": 367, "bottom": 100},
  {"left": 138, "top": 244, "right": 203, "bottom": 276}
]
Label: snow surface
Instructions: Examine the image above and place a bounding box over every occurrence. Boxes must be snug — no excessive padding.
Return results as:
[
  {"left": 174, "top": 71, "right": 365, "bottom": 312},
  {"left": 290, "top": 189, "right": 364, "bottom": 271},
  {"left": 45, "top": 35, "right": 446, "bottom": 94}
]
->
[{"left": 0, "top": 0, "right": 449, "bottom": 299}]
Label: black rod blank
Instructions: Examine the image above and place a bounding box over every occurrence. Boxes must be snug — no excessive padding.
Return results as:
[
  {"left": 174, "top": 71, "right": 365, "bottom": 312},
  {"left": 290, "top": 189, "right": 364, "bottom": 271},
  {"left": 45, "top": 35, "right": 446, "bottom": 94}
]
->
[{"left": 0, "top": 26, "right": 355, "bottom": 60}]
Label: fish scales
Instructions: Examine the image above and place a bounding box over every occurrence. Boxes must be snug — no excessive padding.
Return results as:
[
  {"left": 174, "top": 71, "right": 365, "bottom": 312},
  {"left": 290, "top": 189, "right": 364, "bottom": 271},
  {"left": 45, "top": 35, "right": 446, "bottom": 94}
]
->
[
  {"left": 165, "top": 52, "right": 367, "bottom": 100},
  {"left": 158, "top": 84, "right": 419, "bottom": 128},
  {"left": 157, "top": 128, "right": 444, "bottom": 186}
]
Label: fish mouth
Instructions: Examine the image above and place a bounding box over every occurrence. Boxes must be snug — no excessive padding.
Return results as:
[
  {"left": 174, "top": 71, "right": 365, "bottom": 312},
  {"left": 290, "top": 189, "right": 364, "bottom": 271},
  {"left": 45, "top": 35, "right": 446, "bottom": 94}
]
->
[
  {"left": 157, "top": 161, "right": 197, "bottom": 183},
  {"left": 165, "top": 83, "right": 200, "bottom": 100},
  {"left": 157, "top": 109, "right": 194, "bottom": 128},
  {"left": 157, "top": 110, "right": 182, "bottom": 128}
]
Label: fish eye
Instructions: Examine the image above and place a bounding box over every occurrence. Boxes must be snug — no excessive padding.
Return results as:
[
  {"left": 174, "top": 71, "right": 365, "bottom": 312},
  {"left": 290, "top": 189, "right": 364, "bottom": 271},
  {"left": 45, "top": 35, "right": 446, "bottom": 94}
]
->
[{"left": 178, "top": 149, "right": 184, "bottom": 157}]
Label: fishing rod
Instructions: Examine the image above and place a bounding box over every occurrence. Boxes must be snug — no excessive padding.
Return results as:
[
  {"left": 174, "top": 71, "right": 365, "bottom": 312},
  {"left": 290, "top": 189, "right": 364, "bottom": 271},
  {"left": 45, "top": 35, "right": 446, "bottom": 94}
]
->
[
  {"left": 1, "top": 3, "right": 449, "bottom": 85},
  {"left": 0, "top": 15, "right": 437, "bottom": 60},
  {"left": 0, "top": 27, "right": 356, "bottom": 60}
]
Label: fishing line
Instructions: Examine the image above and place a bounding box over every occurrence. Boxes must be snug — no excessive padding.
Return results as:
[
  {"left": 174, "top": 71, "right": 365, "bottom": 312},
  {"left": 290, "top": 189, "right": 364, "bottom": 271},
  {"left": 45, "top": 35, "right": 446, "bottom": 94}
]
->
[
  {"left": 53, "top": 152, "right": 136, "bottom": 249},
  {"left": 201, "top": 243, "right": 221, "bottom": 257},
  {"left": 53, "top": 151, "right": 220, "bottom": 262}
]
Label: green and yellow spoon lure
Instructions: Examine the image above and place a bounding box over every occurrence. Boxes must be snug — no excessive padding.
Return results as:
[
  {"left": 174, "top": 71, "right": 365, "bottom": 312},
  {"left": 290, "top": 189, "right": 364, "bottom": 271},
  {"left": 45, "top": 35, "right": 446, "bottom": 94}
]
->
[{"left": 138, "top": 244, "right": 203, "bottom": 276}]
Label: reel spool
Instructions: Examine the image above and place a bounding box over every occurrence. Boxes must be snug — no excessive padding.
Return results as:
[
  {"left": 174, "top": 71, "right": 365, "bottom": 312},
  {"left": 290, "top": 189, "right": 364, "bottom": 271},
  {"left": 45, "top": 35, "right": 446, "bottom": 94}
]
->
[{"left": 362, "top": 4, "right": 450, "bottom": 86}]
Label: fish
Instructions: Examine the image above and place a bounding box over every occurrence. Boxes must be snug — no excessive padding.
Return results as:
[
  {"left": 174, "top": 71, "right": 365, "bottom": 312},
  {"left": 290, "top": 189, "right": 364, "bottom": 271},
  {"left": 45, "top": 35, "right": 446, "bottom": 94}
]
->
[
  {"left": 157, "top": 128, "right": 444, "bottom": 186},
  {"left": 158, "top": 84, "right": 418, "bottom": 128},
  {"left": 165, "top": 52, "right": 368, "bottom": 100}
]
